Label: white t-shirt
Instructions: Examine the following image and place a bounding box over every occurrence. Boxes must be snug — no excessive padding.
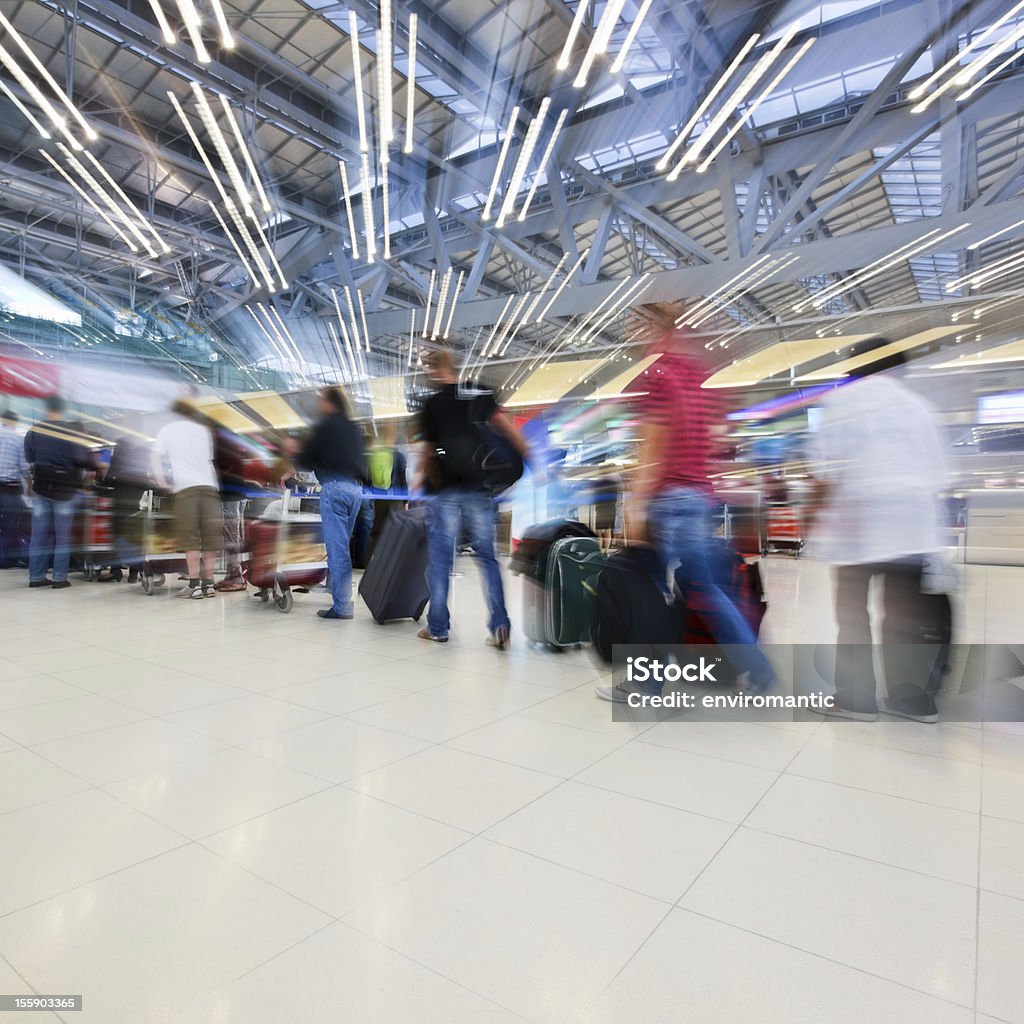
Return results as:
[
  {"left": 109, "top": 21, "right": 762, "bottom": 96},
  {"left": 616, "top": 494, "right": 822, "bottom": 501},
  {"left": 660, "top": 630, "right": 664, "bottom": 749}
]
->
[
  {"left": 153, "top": 418, "right": 218, "bottom": 493},
  {"left": 806, "top": 375, "right": 948, "bottom": 565}
]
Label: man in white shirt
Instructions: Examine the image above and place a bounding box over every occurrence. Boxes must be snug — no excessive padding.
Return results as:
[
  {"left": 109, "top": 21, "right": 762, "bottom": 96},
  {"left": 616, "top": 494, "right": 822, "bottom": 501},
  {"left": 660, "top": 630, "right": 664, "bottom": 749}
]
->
[
  {"left": 151, "top": 401, "right": 223, "bottom": 599},
  {"left": 805, "top": 344, "right": 949, "bottom": 723}
]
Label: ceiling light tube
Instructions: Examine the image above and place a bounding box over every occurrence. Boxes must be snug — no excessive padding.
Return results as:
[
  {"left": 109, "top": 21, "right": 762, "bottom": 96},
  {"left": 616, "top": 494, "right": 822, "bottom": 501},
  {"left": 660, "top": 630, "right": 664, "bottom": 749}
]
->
[
  {"left": 404, "top": 13, "right": 418, "bottom": 153},
  {"left": 376, "top": 30, "right": 389, "bottom": 164},
  {"left": 950, "top": 251, "right": 1024, "bottom": 290},
  {"left": 0, "top": 80, "right": 50, "bottom": 138},
  {"left": 695, "top": 38, "right": 815, "bottom": 173},
  {"left": 219, "top": 95, "right": 271, "bottom": 213},
  {"left": 190, "top": 82, "right": 253, "bottom": 218},
  {"left": 432, "top": 267, "right": 453, "bottom": 340},
  {"left": 518, "top": 107, "right": 568, "bottom": 221},
  {"left": 957, "top": 44, "right": 1024, "bottom": 103},
  {"left": 497, "top": 293, "right": 534, "bottom": 356},
  {"left": 497, "top": 97, "right": 551, "bottom": 228},
  {"left": 578, "top": 274, "right": 653, "bottom": 347},
  {"left": 422, "top": 268, "right": 435, "bottom": 338},
  {"left": 609, "top": 0, "right": 655, "bottom": 74},
  {"left": 483, "top": 105, "right": 520, "bottom": 221},
  {"left": 492, "top": 293, "right": 530, "bottom": 357},
  {"left": 908, "top": 0, "right": 1024, "bottom": 99},
  {"left": 327, "top": 321, "right": 351, "bottom": 381},
  {"left": 357, "top": 288, "right": 371, "bottom": 352},
  {"left": 338, "top": 315, "right": 363, "bottom": 378},
  {"left": 0, "top": 12, "right": 97, "bottom": 141},
  {"left": 443, "top": 270, "right": 464, "bottom": 339},
  {"left": 968, "top": 217, "right": 1024, "bottom": 251},
  {"left": 681, "top": 254, "right": 773, "bottom": 323},
  {"left": 209, "top": 0, "right": 235, "bottom": 49},
  {"left": 381, "top": 0, "right": 394, "bottom": 143},
  {"left": 688, "top": 254, "right": 798, "bottom": 328},
  {"left": 482, "top": 294, "right": 516, "bottom": 357},
  {"left": 349, "top": 12, "right": 369, "bottom": 152},
  {"left": 523, "top": 252, "right": 569, "bottom": 323},
  {"left": 225, "top": 196, "right": 276, "bottom": 289},
  {"left": 268, "top": 304, "right": 305, "bottom": 371},
  {"left": 40, "top": 150, "right": 139, "bottom": 251},
  {"left": 408, "top": 309, "right": 416, "bottom": 366},
  {"left": 0, "top": 41, "right": 82, "bottom": 150},
  {"left": 381, "top": 162, "right": 391, "bottom": 260},
  {"left": 548, "top": 277, "right": 635, "bottom": 360},
  {"left": 573, "top": 0, "right": 628, "bottom": 88},
  {"left": 175, "top": 0, "right": 212, "bottom": 63},
  {"left": 657, "top": 33, "right": 760, "bottom": 172},
  {"left": 557, "top": 0, "right": 590, "bottom": 70},
  {"left": 338, "top": 161, "right": 361, "bottom": 260},
  {"left": 248, "top": 214, "right": 288, "bottom": 290},
  {"left": 146, "top": 0, "right": 177, "bottom": 44},
  {"left": 247, "top": 306, "right": 290, "bottom": 367},
  {"left": 83, "top": 150, "right": 170, "bottom": 254},
  {"left": 537, "top": 245, "right": 589, "bottom": 322},
  {"left": 208, "top": 200, "right": 261, "bottom": 288},
  {"left": 944, "top": 249, "right": 1024, "bottom": 290},
  {"left": 344, "top": 285, "right": 363, "bottom": 351},
  {"left": 56, "top": 143, "right": 158, "bottom": 257},
  {"left": 360, "top": 152, "right": 376, "bottom": 263}
]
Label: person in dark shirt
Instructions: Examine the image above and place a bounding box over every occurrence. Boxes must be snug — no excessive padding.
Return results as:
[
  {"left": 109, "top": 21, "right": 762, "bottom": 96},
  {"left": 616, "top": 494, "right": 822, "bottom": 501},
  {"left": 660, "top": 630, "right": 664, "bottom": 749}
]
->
[
  {"left": 24, "top": 395, "right": 94, "bottom": 588},
  {"left": 416, "top": 347, "right": 526, "bottom": 649},
  {"left": 105, "top": 426, "right": 152, "bottom": 583},
  {"left": 298, "top": 386, "right": 366, "bottom": 620}
]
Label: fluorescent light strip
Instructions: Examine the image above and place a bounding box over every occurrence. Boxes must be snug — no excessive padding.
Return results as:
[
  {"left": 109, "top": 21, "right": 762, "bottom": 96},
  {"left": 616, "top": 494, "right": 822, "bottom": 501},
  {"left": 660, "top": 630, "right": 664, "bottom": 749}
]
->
[
  {"left": 688, "top": 255, "right": 799, "bottom": 328},
  {"left": 422, "top": 268, "right": 435, "bottom": 338},
  {"left": 247, "top": 214, "right": 288, "bottom": 290},
  {"left": 349, "top": 12, "right": 369, "bottom": 152},
  {"left": 482, "top": 294, "right": 516, "bottom": 358},
  {"left": 360, "top": 152, "right": 376, "bottom": 263},
  {"left": 175, "top": 0, "right": 212, "bottom": 63},
  {"left": 404, "top": 13, "right": 418, "bottom": 154},
  {"left": 218, "top": 96, "right": 271, "bottom": 214},
  {"left": 338, "top": 315, "right": 362, "bottom": 378},
  {"left": 246, "top": 306, "right": 290, "bottom": 368},
  {"left": 671, "top": 23, "right": 800, "bottom": 178},
  {"left": 344, "top": 286, "right": 363, "bottom": 351},
  {"left": 557, "top": 0, "right": 590, "bottom": 70},
  {"left": 681, "top": 254, "right": 773, "bottom": 324},
  {"left": 946, "top": 248, "right": 1024, "bottom": 289},
  {"left": 443, "top": 270, "right": 464, "bottom": 339},
  {"left": 381, "top": 160, "right": 391, "bottom": 260},
  {"left": 209, "top": 0, "right": 235, "bottom": 48},
  {"left": 432, "top": 267, "right": 453, "bottom": 340},
  {"left": 190, "top": 83, "right": 254, "bottom": 218},
  {"left": 518, "top": 107, "right": 568, "bottom": 222},
  {"left": 40, "top": 150, "right": 139, "bottom": 252},
  {"left": 225, "top": 196, "right": 276, "bottom": 289},
  {"left": 0, "top": 12, "right": 96, "bottom": 140},
  {"left": 146, "top": 0, "right": 177, "bottom": 44},
  {"left": 657, "top": 33, "right": 760, "bottom": 172},
  {"left": 407, "top": 309, "right": 416, "bottom": 366},
  {"left": 483, "top": 105, "right": 520, "bottom": 221},
  {"left": 56, "top": 143, "right": 158, "bottom": 257},
  {"left": 609, "top": 0, "right": 655, "bottom": 74},
  {"left": 382, "top": 0, "right": 394, "bottom": 143},
  {"left": 497, "top": 97, "right": 551, "bottom": 228},
  {"left": 208, "top": 200, "right": 261, "bottom": 288},
  {"left": 376, "top": 30, "right": 389, "bottom": 164},
  {"left": 83, "top": 151, "right": 170, "bottom": 254},
  {"left": 537, "top": 245, "right": 589, "bottom": 322},
  {"left": 0, "top": 41, "right": 82, "bottom": 150},
  {"left": 338, "top": 161, "right": 361, "bottom": 259},
  {"left": 0, "top": 81, "right": 50, "bottom": 138},
  {"left": 695, "top": 38, "right": 815, "bottom": 173},
  {"left": 541, "top": 277, "right": 635, "bottom": 366},
  {"left": 357, "top": 289, "right": 371, "bottom": 352},
  {"left": 958, "top": 44, "right": 1024, "bottom": 102},
  {"left": 968, "top": 217, "right": 1024, "bottom": 251},
  {"left": 573, "top": 0, "right": 628, "bottom": 88},
  {"left": 522, "top": 252, "right": 569, "bottom": 324},
  {"left": 578, "top": 274, "right": 653, "bottom": 348},
  {"left": 327, "top": 321, "right": 350, "bottom": 381},
  {"left": 494, "top": 293, "right": 531, "bottom": 357},
  {"left": 953, "top": 252, "right": 1024, "bottom": 290},
  {"left": 268, "top": 304, "right": 306, "bottom": 373}
]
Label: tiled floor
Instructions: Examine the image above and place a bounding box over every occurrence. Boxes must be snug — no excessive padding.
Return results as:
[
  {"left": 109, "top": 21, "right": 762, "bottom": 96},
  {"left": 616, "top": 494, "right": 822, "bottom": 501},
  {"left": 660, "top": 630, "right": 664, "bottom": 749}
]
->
[{"left": 0, "top": 557, "right": 1021, "bottom": 1023}]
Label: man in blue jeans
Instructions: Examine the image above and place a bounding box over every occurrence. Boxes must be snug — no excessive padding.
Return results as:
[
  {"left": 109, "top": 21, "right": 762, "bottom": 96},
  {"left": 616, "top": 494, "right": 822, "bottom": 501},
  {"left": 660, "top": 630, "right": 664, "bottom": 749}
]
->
[
  {"left": 596, "top": 310, "right": 772, "bottom": 701},
  {"left": 24, "top": 396, "right": 94, "bottom": 589},
  {"left": 417, "top": 347, "right": 526, "bottom": 649}
]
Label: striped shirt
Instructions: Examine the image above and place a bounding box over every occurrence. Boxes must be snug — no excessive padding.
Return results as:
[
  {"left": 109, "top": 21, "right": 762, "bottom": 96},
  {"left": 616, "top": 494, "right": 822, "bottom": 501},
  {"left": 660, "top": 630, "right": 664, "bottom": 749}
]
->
[
  {"left": 638, "top": 349, "right": 719, "bottom": 496},
  {"left": 0, "top": 425, "right": 28, "bottom": 483}
]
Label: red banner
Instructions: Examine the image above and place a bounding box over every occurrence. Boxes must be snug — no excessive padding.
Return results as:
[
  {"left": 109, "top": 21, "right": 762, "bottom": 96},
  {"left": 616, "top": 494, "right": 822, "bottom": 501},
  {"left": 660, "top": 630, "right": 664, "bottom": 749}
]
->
[{"left": 0, "top": 355, "right": 59, "bottom": 398}]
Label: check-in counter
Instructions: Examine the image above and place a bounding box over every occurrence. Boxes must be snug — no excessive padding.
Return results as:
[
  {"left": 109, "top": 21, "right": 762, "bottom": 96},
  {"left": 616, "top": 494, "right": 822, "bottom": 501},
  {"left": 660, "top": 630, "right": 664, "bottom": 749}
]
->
[{"left": 964, "top": 489, "right": 1024, "bottom": 566}]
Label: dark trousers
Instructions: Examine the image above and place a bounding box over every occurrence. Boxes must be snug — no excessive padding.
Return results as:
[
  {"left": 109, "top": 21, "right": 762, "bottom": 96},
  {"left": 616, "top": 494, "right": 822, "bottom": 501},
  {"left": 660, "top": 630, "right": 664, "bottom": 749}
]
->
[
  {"left": 0, "top": 486, "right": 26, "bottom": 567},
  {"left": 834, "top": 557, "right": 944, "bottom": 716}
]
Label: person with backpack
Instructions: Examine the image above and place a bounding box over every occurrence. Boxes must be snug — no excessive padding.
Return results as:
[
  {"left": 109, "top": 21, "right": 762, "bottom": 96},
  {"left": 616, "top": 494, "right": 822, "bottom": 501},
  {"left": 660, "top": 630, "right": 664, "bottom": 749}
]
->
[
  {"left": 0, "top": 409, "right": 29, "bottom": 569},
  {"left": 416, "top": 346, "right": 527, "bottom": 649},
  {"left": 24, "top": 395, "right": 95, "bottom": 589}
]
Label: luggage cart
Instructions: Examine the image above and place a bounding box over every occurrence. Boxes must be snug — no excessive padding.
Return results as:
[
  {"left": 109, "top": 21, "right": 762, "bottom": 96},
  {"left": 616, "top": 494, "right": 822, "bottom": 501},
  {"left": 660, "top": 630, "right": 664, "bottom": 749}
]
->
[
  {"left": 246, "top": 492, "right": 327, "bottom": 613},
  {"left": 76, "top": 485, "right": 120, "bottom": 581},
  {"left": 139, "top": 491, "right": 186, "bottom": 594},
  {"left": 763, "top": 502, "right": 803, "bottom": 556}
]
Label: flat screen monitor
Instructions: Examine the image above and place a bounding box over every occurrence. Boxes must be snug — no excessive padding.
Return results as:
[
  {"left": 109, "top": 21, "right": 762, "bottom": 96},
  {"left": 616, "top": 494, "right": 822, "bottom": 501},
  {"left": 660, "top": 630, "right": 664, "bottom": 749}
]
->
[{"left": 978, "top": 391, "right": 1024, "bottom": 425}]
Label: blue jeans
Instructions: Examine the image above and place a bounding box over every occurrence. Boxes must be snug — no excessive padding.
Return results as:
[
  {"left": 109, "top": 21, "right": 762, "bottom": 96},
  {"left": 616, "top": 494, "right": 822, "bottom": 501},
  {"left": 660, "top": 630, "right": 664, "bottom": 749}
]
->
[
  {"left": 320, "top": 478, "right": 361, "bottom": 615},
  {"left": 648, "top": 486, "right": 772, "bottom": 687},
  {"left": 426, "top": 488, "right": 509, "bottom": 639},
  {"left": 29, "top": 495, "right": 76, "bottom": 582}
]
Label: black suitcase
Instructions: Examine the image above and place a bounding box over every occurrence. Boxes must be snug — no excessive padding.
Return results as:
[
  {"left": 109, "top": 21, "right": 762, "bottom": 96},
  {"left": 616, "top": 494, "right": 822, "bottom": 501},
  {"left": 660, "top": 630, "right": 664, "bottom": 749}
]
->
[{"left": 359, "top": 505, "right": 430, "bottom": 624}]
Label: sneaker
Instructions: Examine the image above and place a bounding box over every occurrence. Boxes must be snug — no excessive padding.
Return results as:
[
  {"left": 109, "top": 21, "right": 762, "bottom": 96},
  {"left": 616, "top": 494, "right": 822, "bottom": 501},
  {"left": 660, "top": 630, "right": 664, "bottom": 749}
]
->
[
  {"left": 417, "top": 627, "right": 448, "bottom": 643},
  {"left": 214, "top": 578, "right": 247, "bottom": 592},
  {"left": 487, "top": 625, "right": 510, "bottom": 650},
  {"left": 880, "top": 699, "right": 938, "bottom": 724},
  {"left": 28, "top": 579, "right": 52, "bottom": 588},
  {"left": 180, "top": 584, "right": 204, "bottom": 600},
  {"left": 595, "top": 680, "right": 660, "bottom": 703},
  {"left": 202, "top": 583, "right": 217, "bottom": 598},
  {"left": 317, "top": 608, "right": 353, "bottom": 620},
  {"left": 51, "top": 580, "right": 71, "bottom": 590},
  {"left": 810, "top": 701, "right": 878, "bottom": 722}
]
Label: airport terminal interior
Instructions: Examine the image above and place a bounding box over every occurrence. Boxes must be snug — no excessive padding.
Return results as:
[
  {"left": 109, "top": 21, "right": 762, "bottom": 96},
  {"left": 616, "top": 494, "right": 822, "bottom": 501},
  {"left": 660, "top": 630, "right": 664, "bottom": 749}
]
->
[{"left": 0, "top": 0, "right": 1023, "bottom": 1021}]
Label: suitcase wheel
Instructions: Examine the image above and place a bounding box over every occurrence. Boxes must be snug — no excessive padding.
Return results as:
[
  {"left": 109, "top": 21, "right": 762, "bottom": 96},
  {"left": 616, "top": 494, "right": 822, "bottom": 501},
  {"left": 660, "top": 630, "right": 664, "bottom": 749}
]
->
[
  {"left": 140, "top": 574, "right": 153, "bottom": 595},
  {"left": 255, "top": 589, "right": 270, "bottom": 603},
  {"left": 275, "top": 590, "right": 294, "bottom": 613},
  {"left": 152, "top": 573, "right": 165, "bottom": 588}
]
